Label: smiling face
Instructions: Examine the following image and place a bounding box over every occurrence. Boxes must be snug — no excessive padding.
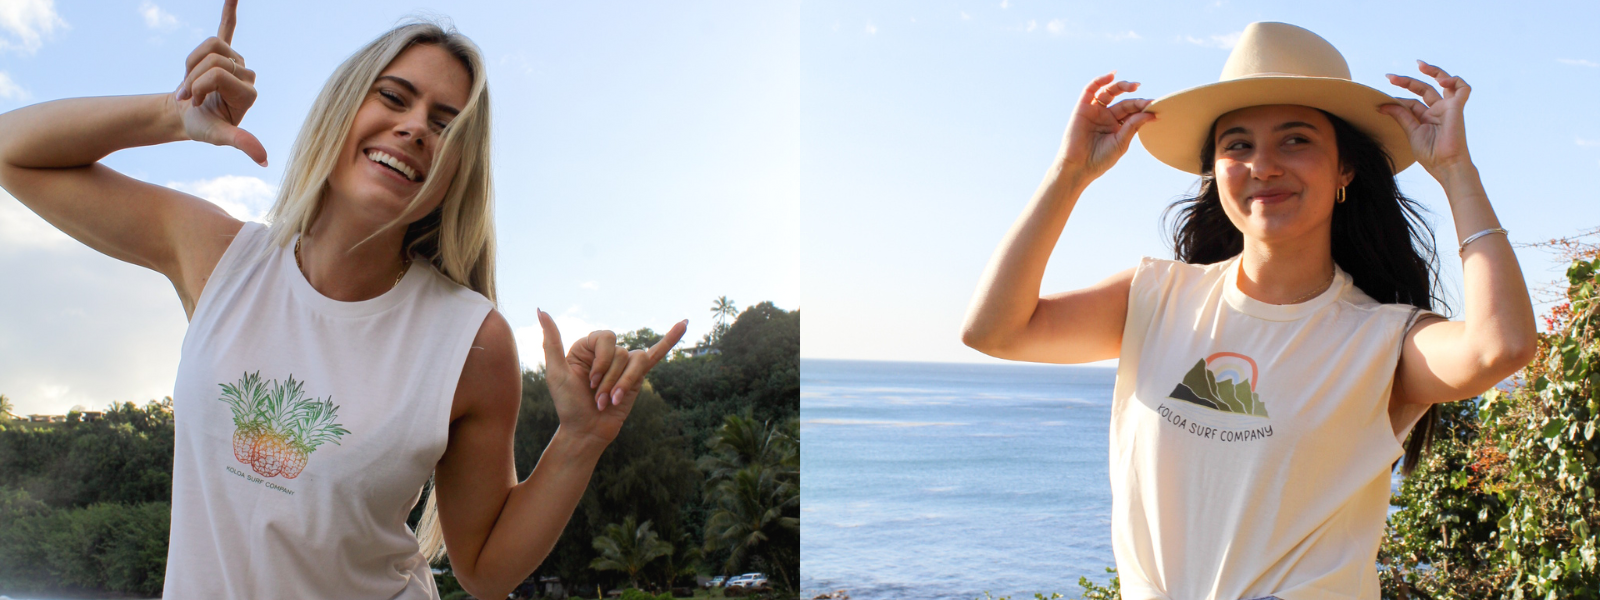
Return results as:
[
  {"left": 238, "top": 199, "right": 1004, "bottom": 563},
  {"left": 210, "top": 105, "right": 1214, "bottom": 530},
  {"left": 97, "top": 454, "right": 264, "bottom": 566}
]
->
[
  {"left": 1211, "top": 104, "right": 1353, "bottom": 245},
  {"left": 325, "top": 43, "right": 472, "bottom": 226}
]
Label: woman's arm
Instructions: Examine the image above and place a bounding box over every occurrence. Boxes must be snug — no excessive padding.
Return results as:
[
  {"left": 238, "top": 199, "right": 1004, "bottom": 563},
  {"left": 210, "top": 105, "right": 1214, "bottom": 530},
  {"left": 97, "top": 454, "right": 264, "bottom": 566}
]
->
[
  {"left": 434, "top": 310, "right": 687, "bottom": 600},
  {"left": 961, "top": 72, "right": 1154, "bottom": 363},
  {"left": 0, "top": 1, "right": 263, "bottom": 318},
  {"left": 1383, "top": 62, "right": 1538, "bottom": 408}
]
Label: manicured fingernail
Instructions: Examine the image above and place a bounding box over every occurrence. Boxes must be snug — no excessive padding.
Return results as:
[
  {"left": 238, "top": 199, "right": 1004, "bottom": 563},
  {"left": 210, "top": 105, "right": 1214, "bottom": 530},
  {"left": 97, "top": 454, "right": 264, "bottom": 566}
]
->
[
  {"left": 612, "top": 389, "right": 622, "bottom": 405},
  {"left": 595, "top": 391, "right": 605, "bottom": 404}
]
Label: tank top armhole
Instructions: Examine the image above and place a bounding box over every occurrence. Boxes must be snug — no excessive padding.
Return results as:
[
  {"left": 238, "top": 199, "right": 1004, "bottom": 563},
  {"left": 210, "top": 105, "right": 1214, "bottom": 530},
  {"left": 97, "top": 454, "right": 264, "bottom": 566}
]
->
[
  {"left": 1389, "top": 305, "right": 1445, "bottom": 448},
  {"left": 1120, "top": 256, "right": 1167, "bottom": 355},
  {"left": 1114, "top": 257, "right": 1164, "bottom": 416},
  {"left": 428, "top": 298, "right": 497, "bottom": 465},
  {"left": 188, "top": 221, "right": 267, "bottom": 328}
]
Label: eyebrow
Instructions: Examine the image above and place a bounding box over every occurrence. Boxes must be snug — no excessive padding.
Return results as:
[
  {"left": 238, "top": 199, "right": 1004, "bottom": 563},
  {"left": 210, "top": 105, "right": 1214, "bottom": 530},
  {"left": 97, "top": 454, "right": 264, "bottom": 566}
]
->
[
  {"left": 376, "top": 75, "right": 461, "bottom": 117},
  {"left": 1216, "top": 121, "right": 1319, "bottom": 140}
]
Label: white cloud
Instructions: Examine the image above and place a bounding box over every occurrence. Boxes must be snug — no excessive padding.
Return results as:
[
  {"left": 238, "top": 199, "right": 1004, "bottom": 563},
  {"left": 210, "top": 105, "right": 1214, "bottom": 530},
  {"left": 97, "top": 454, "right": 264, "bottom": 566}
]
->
[
  {"left": 1577, "top": 138, "right": 1600, "bottom": 147},
  {"left": 1046, "top": 19, "right": 1065, "bottom": 35},
  {"left": 1181, "top": 31, "right": 1241, "bottom": 49},
  {"left": 580, "top": 281, "right": 599, "bottom": 290},
  {"left": 865, "top": 23, "right": 877, "bottom": 34},
  {"left": 138, "top": 1, "right": 177, "bottom": 30},
  {"left": 0, "top": 230, "right": 189, "bottom": 417},
  {"left": 0, "top": 188, "right": 72, "bottom": 247},
  {"left": 0, "top": 70, "right": 25, "bottom": 100},
  {"left": 1026, "top": 19, "right": 1037, "bottom": 32},
  {"left": 166, "top": 175, "right": 277, "bottom": 222},
  {"left": 1558, "top": 58, "right": 1599, "bottom": 68},
  {"left": 1108, "top": 30, "right": 1141, "bottom": 41},
  {"left": 960, "top": 11, "right": 971, "bottom": 20},
  {"left": 1000, "top": 0, "right": 1009, "bottom": 8},
  {"left": 0, "top": 0, "right": 65, "bottom": 54}
]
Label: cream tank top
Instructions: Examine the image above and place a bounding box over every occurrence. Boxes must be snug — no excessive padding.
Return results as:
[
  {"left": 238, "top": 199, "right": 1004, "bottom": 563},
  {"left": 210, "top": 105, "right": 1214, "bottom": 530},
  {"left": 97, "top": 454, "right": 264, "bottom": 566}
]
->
[
  {"left": 1110, "top": 255, "right": 1436, "bottom": 600},
  {"left": 163, "top": 222, "right": 492, "bottom": 599}
]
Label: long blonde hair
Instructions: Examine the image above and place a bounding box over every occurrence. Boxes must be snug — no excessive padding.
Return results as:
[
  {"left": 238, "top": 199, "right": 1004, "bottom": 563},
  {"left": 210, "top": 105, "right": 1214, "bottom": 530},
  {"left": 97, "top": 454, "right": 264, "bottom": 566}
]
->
[{"left": 261, "top": 19, "right": 496, "bottom": 565}]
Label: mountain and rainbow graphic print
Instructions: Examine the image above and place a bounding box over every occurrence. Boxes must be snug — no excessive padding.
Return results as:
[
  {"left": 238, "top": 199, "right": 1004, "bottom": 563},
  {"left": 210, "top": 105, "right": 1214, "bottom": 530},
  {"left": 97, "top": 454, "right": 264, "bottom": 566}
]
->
[{"left": 1166, "top": 352, "right": 1270, "bottom": 417}]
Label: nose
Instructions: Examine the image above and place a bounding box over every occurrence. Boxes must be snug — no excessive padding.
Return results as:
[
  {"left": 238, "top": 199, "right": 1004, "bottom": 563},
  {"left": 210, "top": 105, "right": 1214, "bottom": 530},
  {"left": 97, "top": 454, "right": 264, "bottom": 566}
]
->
[
  {"left": 1248, "top": 147, "right": 1283, "bottom": 180},
  {"left": 393, "top": 107, "right": 433, "bottom": 148}
]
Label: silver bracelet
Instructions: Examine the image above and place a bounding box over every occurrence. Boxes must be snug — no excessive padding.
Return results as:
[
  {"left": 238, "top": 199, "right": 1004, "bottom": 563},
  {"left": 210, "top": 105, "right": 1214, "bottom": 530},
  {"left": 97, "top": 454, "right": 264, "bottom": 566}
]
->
[{"left": 1458, "top": 227, "right": 1508, "bottom": 256}]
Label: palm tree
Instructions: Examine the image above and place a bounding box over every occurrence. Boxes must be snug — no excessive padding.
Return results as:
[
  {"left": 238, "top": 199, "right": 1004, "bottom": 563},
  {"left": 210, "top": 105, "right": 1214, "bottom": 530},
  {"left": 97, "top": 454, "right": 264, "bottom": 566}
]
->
[
  {"left": 703, "top": 463, "right": 799, "bottom": 587},
  {"left": 699, "top": 414, "right": 796, "bottom": 484},
  {"left": 0, "top": 394, "right": 13, "bottom": 421},
  {"left": 709, "top": 296, "right": 738, "bottom": 345},
  {"left": 590, "top": 516, "right": 674, "bottom": 591},
  {"left": 701, "top": 416, "right": 800, "bottom": 589}
]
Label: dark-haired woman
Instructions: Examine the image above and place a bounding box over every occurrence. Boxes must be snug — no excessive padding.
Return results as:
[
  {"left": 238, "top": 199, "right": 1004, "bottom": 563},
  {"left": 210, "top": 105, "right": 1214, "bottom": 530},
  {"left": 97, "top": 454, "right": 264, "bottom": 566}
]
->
[{"left": 961, "top": 22, "right": 1535, "bottom": 600}]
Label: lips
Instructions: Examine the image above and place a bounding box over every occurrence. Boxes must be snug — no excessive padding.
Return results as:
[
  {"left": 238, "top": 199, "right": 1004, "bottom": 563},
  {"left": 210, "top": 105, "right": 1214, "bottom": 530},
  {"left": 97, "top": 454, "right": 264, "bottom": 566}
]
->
[
  {"left": 364, "top": 148, "right": 424, "bottom": 183},
  {"left": 1249, "top": 190, "right": 1295, "bottom": 203}
]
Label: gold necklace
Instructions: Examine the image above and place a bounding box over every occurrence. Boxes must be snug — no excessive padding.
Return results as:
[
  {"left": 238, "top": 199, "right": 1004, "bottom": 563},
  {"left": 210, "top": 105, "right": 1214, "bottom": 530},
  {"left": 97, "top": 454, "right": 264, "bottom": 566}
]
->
[
  {"left": 1286, "top": 269, "right": 1336, "bottom": 304},
  {"left": 295, "top": 235, "right": 410, "bottom": 292}
]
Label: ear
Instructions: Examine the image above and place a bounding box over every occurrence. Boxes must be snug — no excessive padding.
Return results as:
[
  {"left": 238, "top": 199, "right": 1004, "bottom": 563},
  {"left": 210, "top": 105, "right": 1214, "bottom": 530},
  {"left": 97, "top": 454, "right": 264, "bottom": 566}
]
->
[{"left": 1339, "top": 164, "right": 1355, "bottom": 189}]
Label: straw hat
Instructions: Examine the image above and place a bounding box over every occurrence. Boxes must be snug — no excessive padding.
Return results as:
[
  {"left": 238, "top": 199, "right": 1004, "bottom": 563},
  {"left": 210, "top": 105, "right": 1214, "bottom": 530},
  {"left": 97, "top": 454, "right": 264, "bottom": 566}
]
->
[{"left": 1136, "top": 22, "right": 1414, "bottom": 175}]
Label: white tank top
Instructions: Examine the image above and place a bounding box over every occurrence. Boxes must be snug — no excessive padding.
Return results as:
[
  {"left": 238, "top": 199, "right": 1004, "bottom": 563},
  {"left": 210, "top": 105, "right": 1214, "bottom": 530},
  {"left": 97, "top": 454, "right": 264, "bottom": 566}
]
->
[
  {"left": 1110, "top": 255, "right": 1434, "bottom": 600},
  {"left": 164, "top": 222, "right": 492, "bottom": 599}
]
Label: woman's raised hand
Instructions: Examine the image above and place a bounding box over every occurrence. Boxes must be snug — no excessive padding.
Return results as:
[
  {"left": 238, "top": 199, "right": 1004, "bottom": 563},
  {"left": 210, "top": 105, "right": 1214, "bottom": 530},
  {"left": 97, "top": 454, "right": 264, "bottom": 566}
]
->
[
  {"left": 1056, "top": 72, "right": 1155, "bottom": 181},
  {"left": 538, "top": 310, "right": 689, "bottom": 444},
  {"left": 174, "top": 0, "right": 266, "bottom": 166},
  {"left": 1381, "top": 60, "right": 1472, "bottom": 175}
]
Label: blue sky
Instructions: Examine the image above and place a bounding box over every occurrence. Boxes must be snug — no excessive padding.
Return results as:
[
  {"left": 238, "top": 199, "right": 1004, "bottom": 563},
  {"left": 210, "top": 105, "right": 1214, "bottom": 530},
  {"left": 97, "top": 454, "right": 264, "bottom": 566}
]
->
[
  {"left": 799, "top": 0, "right": 1600, "bottom": 364},
  {"left": 0, "top": 1, "right": 799, "bottom": 416}
]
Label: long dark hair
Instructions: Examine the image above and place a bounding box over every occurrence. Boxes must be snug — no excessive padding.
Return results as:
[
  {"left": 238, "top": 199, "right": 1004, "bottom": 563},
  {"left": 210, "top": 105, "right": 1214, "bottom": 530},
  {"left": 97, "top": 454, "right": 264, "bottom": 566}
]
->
[{"left": 1161, "top": 109, "right": 1449, "bottom": 476}]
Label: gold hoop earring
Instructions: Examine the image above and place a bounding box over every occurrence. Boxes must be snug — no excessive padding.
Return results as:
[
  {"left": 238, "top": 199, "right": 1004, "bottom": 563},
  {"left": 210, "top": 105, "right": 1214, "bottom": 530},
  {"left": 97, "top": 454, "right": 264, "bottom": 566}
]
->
[{"left": 1335, "top": 186, "right": 1346, "bottom": 204}]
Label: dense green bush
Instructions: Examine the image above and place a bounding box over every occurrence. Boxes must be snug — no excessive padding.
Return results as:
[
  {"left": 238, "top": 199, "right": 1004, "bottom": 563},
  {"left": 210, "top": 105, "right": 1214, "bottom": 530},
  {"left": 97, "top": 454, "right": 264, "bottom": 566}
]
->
[
  {"left": 1381, "top": 253, "right": 1600, "bottom": 598},
  {"left": 0, "top": 399, "right": 174, "bottom": 507},
  {"left": 0, "top": 487, "right": 170, "bottom": 596}
]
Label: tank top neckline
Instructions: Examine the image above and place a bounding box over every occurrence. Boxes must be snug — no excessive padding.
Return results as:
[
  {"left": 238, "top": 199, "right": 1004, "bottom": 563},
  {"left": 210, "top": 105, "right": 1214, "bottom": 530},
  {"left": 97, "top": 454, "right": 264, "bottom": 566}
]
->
[
  {"left": 281, "top": 232, "right": 423, "bottom": 318},
  {"left": 1221, "top": 254, "right": 1350, "bottom": 322}
]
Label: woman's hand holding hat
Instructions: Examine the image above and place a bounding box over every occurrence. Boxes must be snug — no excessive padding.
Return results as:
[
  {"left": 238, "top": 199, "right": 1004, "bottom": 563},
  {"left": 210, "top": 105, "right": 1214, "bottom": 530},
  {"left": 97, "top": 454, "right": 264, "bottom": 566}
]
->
[
  {"left": 1057, "top": 72, "right": 1156, "bottom": 182},
  {"left": 173, "top": 0, "right": 267, "bottom": 167},
  {"left": 1381, "top": 60, "right": 1472, "bottom": 177}
]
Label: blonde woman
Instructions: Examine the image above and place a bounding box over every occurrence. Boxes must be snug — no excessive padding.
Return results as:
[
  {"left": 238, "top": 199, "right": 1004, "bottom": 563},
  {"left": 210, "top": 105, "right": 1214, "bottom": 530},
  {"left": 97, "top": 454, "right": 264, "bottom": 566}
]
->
[{"left": 0, "top": 2, "right": 685, "bottom": 598}]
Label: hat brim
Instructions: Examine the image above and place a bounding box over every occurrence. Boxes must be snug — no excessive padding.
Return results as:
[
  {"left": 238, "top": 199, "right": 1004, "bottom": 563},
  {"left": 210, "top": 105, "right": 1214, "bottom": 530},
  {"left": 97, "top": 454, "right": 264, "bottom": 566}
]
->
[{"left": 1136, "top": 76, "right": 1415, "bottom": 175}]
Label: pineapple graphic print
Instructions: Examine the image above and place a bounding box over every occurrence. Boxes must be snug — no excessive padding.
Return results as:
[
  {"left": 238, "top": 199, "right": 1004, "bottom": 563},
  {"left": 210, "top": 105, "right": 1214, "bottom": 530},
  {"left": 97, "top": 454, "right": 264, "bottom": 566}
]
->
[{"left": 217, "top": 372, "right": 350, "bottom": 479}]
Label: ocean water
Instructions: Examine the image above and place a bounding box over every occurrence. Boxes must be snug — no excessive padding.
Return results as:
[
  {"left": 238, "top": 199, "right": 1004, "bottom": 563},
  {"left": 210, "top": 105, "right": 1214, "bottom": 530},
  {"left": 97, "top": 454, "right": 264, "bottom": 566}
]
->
[
  {"left": 800, "top": 359, "right": 1411, "bottom": 600},
  {"left": 800, "top": 359, "right": 1120, "bottom": 600}
]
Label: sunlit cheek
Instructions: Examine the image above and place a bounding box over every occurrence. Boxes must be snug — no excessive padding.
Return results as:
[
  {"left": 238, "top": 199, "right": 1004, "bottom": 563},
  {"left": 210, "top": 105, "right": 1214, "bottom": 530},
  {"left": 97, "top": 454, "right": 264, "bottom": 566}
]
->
[{"left": 1215, "top": 160, "right": 1249, "bottom": 204}]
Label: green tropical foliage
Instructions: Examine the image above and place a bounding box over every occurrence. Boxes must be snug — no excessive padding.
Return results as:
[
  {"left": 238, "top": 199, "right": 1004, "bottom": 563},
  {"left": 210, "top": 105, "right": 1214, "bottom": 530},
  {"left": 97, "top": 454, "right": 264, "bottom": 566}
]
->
[
  {"left": 622, "top": 327, "right": 665, "bottom": 351},
  {"left": 710, "top": 296, "right": 739, "bottom": 345},
  {"left": 1380, "top": 252, "right": 1600, "bottom": 598},
  {"left": 0, "top": 394, "right": 14, "bottom": 421},
  {"left": 454, "top": 300, "right": 800, "bottom": 596},
  {"left": 0, "top": 399, "right": 175, "bottom": 596},
  {"left": 591, "top": 516, "right": 675, "bottom": 590},
  {"left": 702, "top": 415, "right": 799, "bottom": 592}
]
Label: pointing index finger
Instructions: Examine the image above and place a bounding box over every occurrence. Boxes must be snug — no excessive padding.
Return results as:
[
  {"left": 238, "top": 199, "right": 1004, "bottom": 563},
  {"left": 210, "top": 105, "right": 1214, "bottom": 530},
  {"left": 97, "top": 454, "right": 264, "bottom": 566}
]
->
[{"left": 218, "top": 0, "right": 239, "bottom": 45}]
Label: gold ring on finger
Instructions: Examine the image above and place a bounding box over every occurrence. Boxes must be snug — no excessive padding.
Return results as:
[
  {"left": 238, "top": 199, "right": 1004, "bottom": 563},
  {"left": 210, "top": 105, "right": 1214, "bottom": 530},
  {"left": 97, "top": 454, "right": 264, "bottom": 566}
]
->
[{"left": 229, "top": 57, "right": 238, "bottom": 76}]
